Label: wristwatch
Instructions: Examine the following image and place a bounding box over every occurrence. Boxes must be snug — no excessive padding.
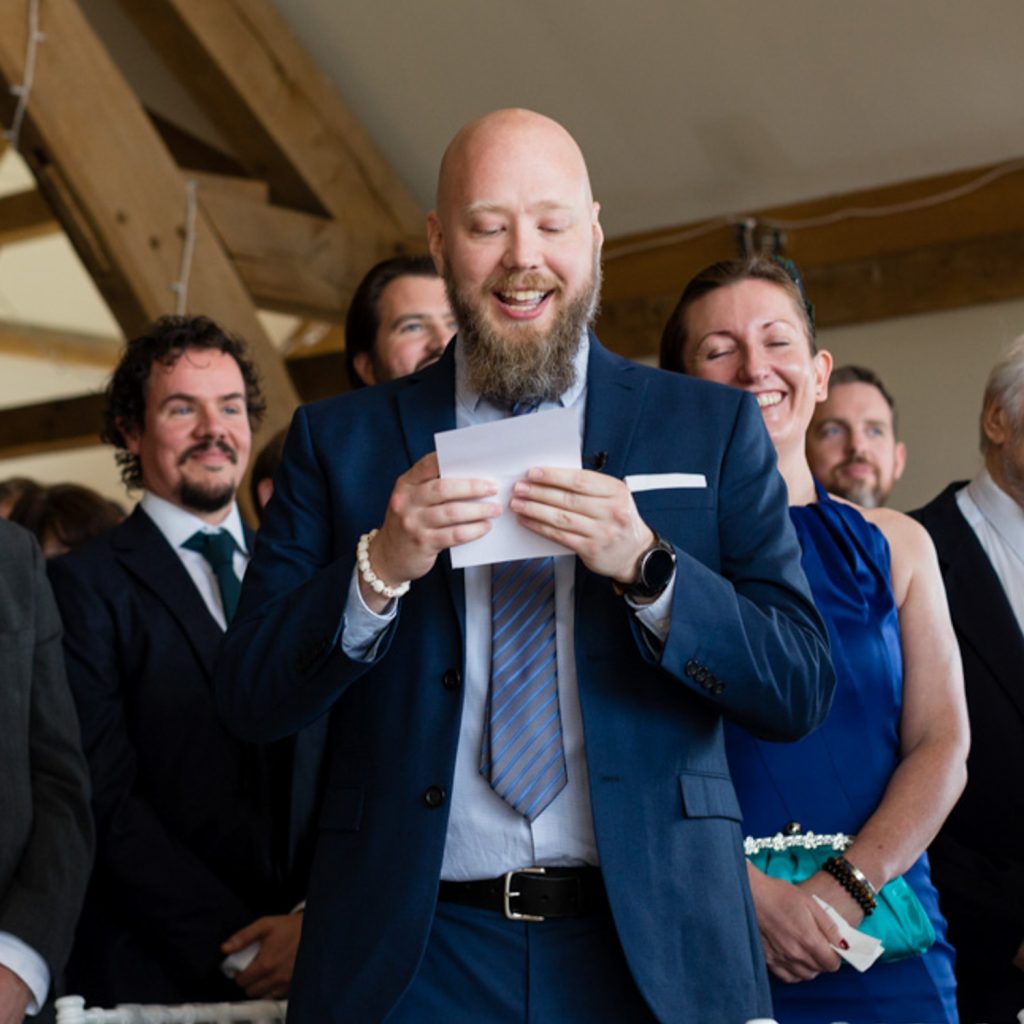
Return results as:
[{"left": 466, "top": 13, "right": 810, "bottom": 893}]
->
[{"left": 616, "top": 534, "right": 676, "bottom": 600}]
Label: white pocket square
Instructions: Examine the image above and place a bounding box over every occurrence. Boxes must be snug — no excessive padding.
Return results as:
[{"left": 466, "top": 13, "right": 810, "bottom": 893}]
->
[{"left": 625, "top": 473, "right": 707, "bottom": 492}]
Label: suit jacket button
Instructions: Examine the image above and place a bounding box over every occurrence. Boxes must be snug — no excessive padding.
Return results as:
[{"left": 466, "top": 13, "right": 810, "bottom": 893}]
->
[
  {"left": 684, "top": 660, "right": 698, "bottom": 678},
  {"left": 442, "top": 668, "right": 461, "bottom": 691},
  {"left": 695, "top": 667, "right": 709, "bottom": 684},
  {"left": 423, "top": 785, "right": 446, "bottom": 808}
]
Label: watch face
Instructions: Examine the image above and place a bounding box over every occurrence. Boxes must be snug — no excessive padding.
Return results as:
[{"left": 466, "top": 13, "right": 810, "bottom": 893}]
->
[{"left": 641, "top": 545, "right": 675, "bottom": 594}]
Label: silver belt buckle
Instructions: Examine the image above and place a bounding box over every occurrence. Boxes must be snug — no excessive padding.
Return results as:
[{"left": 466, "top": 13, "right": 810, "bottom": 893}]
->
[{"left": 503, "top": 866, "right": 546, "bottom": 921}]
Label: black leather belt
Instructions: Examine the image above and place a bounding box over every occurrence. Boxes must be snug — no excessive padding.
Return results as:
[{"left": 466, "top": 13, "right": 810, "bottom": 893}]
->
[{"left": 438, "top": 866, "right": 605, "bottom": 922}]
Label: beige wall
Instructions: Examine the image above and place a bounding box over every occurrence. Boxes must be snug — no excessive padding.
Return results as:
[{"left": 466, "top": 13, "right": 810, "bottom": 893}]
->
[{"left": 817, "top": 297, "right": 1024, "bottom": 512}]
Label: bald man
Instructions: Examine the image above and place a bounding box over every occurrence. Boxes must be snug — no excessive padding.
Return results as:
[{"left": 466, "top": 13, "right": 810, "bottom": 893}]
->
[{"left": 217, "top": 109, "right": 833, "bottom": 1024}]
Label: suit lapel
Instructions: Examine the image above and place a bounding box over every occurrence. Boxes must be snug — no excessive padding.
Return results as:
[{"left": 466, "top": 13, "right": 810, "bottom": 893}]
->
[
  {"left": 395, "top": 344, "right": 465, "bottom": 638},
  {"left": 576, "top": 335, "right": 647, "bottom": 603},
  {"left": 581, "top": 334, "right": 647, "bottom": 481},
  {"left": 112, "top": 506, "right": 224, "bottom": 679},
  {"left": 931, "top": 486, "right": 1024, "bottom": 719}
]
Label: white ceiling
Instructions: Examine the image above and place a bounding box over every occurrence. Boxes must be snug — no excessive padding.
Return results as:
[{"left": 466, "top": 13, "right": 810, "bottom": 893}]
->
[{"left": 272, "top": 0, "right": 1024, "bottom": 237}]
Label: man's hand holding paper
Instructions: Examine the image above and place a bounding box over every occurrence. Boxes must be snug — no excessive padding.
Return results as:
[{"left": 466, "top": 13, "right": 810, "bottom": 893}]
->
[
  {"left": 359, "top": 451, "right": 500, "bottom": 611},
  {"left": 435, "top": 407, "right": 583, "bottom": 568}
]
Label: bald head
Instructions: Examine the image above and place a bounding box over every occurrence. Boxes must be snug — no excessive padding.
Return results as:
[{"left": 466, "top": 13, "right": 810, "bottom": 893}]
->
[
  {"left": 426, "top": 108, "right": 603, "bottom": 408},
  {"left": 434, "top": 108, "right": 595, "bottom": 221}
]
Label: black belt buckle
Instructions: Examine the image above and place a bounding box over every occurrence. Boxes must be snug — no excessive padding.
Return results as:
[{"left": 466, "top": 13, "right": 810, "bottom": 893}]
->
[{"left": 503, "top": 866, "right": 546, "bottom": 921}]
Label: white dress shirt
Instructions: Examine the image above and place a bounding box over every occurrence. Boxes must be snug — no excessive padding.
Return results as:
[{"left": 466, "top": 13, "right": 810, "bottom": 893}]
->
[
  {"left": 341, "top": 337, "right": 674, "bottom": 880},
  {"left": 0, "top": 931, "right": 47, "bottom": 1015},
  {"left": 957, "top": 468, "right": 1024, "bottom": 634},
  {"left": 140, "top": 491, "right": 249, "bottom": 629}
]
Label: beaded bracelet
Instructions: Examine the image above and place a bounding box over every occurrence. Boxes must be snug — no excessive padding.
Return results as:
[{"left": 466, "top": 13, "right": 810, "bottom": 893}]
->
[
  {"left": 357, "top": 529, "right": 411, "bottom": 599},
  {"left": 822, "top": 855, "right": 877, "bottom": 916}
]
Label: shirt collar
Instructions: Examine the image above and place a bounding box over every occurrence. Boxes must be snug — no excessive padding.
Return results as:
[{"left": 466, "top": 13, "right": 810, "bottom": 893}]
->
[
  {"left": 454, "top": 331, "right": 590, "bottom": 418},
  {"left": 967, "top": 467, "right": 1024, "bottom": 552},
  {"left": 140, "top": 490, "right": 248, "bottom": 555}
]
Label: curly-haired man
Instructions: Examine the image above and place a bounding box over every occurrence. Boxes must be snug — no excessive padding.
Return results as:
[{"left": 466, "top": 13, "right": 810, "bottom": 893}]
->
[{"left": 49, "top": 316, "right": 312, "bottom": 1004}]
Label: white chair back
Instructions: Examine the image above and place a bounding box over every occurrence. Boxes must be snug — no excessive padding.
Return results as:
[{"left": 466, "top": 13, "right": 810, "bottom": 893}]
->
[{"left": 54, "top": 996, "right": 287, "bottom": 1024}]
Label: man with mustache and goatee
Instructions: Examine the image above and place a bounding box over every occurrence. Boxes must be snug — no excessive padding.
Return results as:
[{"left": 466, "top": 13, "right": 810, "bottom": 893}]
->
[
  {"left": 48, "top": 316, "right": 313, "bottom": 1005},
  {"left": 217, "top": 110, "right": 834, "bottom": 1024}
]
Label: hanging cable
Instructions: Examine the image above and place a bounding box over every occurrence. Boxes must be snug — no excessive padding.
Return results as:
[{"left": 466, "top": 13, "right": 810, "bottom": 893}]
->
[
  {"left": 761, "top": 159, "right": 1024, "bottom": 231},
  {"left": 170, "top": 178, "right": 199, "bottom": 315},
  {"left": 603, "top": 158, "right": 1024, "bottom": 262},
  {"left": 4, "top": 0, "right": 45, "bottom": 151}
]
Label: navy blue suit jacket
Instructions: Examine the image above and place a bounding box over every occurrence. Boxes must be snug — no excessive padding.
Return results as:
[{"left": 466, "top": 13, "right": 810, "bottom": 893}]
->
[
  {"left": 218, "top": 338, "right": 834, "bottom": 1023},
  {"left": 48, "top": 506, "right": 312, "bottom": 1003}
]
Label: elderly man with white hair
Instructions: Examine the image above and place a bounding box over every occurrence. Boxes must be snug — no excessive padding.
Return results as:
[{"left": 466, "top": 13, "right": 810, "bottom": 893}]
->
[{"left": 912, "top": 334, "right": 1024, "bottom": 1024}]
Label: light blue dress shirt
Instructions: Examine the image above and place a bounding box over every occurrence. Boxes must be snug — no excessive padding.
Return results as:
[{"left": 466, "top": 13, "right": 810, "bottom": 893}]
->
[{"left": 342, "top": 336, "right": 674, "bottom": 880}]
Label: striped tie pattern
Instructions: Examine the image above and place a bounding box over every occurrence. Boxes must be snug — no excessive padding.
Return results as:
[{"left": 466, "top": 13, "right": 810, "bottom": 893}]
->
[{"left": 480, "top": 556, "right": 567, "bottom": 819}]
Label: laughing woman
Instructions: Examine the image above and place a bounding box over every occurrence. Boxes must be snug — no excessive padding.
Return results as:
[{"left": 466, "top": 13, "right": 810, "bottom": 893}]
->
[{"left": 660, "top": 257, "right": 968, "bottom": 1024}]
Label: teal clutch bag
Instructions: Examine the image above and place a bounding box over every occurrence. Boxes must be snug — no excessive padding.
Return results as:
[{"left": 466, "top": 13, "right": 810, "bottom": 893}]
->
[{"left": 744, "top": 830, "right": 936, "bottom": 963}]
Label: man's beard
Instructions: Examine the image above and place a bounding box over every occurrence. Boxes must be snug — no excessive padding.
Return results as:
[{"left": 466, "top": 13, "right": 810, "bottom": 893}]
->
[
  {"left": 176, "top": 440, "right": 238, "bottom": 514},
  {"left": 179, "top": 479, "right": 236, "bottom": 514},
  {"left": 445, "top": 254, "right": 601, "bottom": 408},
  {"left": 833, "top": 459, "right": 885, "bottom": 508}
]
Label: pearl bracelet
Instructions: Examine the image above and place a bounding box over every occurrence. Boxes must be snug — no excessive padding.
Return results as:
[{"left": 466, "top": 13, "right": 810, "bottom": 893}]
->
[{"left": 357, "top": 529, "right": 411, "bottom": 599}]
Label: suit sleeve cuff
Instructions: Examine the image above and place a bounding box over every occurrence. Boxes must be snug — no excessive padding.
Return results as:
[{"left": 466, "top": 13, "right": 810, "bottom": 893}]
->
[
  {"left": 626, "top": 568, "right": 676, "bottom": 646},
  {"left": 0, "top": 931, "right": 49, "bottom": 1015}
]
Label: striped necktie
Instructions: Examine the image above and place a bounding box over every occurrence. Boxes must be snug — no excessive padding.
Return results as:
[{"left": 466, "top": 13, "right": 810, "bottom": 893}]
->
[
  {"left": 480, "top": 397, "right": 568, "bottom": 819},
  {"left": 480, "top": 550, "right": 567, "bottom": 818}
]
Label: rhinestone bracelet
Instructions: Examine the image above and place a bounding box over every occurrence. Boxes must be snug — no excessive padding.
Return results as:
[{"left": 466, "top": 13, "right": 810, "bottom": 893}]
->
[
  {"left": 743, "top": 831, "right": 852, "bottom": 857},
  {"left": 357, "top": 529, "right": 411, "bottom": 599}
]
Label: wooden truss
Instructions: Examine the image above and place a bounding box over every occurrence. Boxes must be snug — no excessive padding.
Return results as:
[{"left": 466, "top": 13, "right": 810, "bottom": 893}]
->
[
  {"left": 1, "top": 0, "right": 1024, "bottom": 461},
  {"left": 0, "top": 0, "right": 422, "bottom": 462}
]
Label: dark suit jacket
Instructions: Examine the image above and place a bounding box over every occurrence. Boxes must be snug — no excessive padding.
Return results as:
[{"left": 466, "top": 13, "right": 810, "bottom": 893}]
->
[
  {"left": 912, "top": 483, "right": 1024, "bottom": 1004},
  {"left": 218, "top": 338, "right": 835, "bottom": 1024},
  {"left": 48, "top": 506, "right": 311, "bottom": 1004},
  {"left": 0, "top": 520, "right": 93, "bottom": 1008}
]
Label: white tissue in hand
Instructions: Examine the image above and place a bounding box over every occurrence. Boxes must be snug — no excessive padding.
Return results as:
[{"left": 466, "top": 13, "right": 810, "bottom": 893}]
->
[
  {"left": 812, "top": 894, "right": 884, "bottom": 972},
  {"left": 221, "top": 939, "right": 260, "bottom": 978}
]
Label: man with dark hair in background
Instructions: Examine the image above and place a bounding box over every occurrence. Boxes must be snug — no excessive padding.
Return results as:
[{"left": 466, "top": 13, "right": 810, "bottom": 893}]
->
[
  {"left": 807, "top": 364, "right": 906, "bottom": 507},
  {"left": 344, "top": 254, "right": 456, "bottom": 389},
  {"left": 0, "top": 479, "right": 41, "bottom": 520},
  {"left": 249, "top": 428, "right": 288, "bottom": 523},
  {"left": 48, "top": 316, "right": 313, "bottom": 1004},
  {"left": 0, "top": 519, "right": 92, "bottom": 1023},
  {"left": 912, "top": 336, "right": 1024, "bottom": 1024}
]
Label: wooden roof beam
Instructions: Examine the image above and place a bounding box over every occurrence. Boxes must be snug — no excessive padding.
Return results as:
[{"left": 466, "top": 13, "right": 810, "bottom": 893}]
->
[
  {"left": 0, "top": 0, "right": 298, "bottom": 452},
  {"left": 117, "top": 0, "right": 424, "bottom": 246},
  {"left": 0, "top": 320, "right": 121, "bottom": 368},
  {"left": 598, "top": 158, "right": 1024, "bottom": 360},
  {"left": 0, "top": 188, "right": 58, "bottom": 245}
]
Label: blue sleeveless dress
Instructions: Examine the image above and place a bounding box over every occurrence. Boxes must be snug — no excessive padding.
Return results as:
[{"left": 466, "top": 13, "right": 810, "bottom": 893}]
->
[{"left": 725, "top": 484, "right": 958, "bottom": 1024}]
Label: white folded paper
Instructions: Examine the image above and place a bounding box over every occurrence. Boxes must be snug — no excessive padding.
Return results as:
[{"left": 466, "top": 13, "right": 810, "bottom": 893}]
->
[
  {"left": 435, "top": 407, "right": 581, "bottom": 569},
  {"left": 812, "top": 894, "right": 884, "bottom": 972}
]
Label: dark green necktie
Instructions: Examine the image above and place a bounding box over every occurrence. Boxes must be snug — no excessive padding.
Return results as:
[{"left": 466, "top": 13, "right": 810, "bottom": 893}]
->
[{"left": 183, "top": 529, "right": 240, "bottom": 622}]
